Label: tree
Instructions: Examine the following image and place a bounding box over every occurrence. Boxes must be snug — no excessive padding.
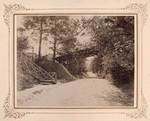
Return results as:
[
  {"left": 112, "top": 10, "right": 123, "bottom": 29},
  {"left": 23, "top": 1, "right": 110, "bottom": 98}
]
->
[
  {"left": 23, "top": 16, "right": 49, "bottom": 62},
  {"left": 47, "top": 16, "right": 80, "bottom": 63},
  {"left": 17, "top": 27, "right": 29, "bottom": 52},
  {"left": 22, "top": 16, "right": 79, "bottom": 63},
  {"left": 87, "top": 16, "right": 134, "bottom": 85},
  {"left": 53, "top": 17, "right": 90, "bottom": 76},
  {"left": 21, "top": 16, "right": 91, "bottom": 77}
]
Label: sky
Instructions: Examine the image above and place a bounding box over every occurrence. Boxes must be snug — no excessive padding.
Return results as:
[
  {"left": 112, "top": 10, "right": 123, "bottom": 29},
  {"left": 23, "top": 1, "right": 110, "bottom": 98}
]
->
[{"left": 16, "top": 15, "right": 92, "bottom": 56}]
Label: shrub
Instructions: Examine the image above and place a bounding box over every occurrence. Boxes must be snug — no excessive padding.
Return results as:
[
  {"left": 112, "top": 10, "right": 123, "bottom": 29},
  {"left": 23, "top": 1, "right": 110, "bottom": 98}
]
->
[{"left": 110, "top": 63, "right": 134, "bottom": 87}]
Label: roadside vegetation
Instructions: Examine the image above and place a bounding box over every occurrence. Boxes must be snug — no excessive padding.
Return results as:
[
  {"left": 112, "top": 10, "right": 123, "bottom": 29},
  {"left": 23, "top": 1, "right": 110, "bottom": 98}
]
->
[{"left": 89, "top": 16, "right": 134, "bottom": 104}]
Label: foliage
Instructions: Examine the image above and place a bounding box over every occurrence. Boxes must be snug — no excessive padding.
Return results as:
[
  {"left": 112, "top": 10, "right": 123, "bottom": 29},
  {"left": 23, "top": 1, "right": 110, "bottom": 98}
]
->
[
  {"left": 88, "top": 16, "right": 134, "bottom": 87},
  {"left": 22, "top": 16, "right": 79, "bottom": 62},
  {"left": 58, "top": 37, "right": 77, "bottom": 54},
  {"left": 17, "top": 27, "right": 35, "bottom": 91},
  {"left": 17, "top": 27, "right": 30, "bottom": 52},
  {"left": 23, "top": 16, "right": 50, "bottom": 61},
  {"left": 91, "top": 56, "right": 103, "bottom": 76},
  {"left": 22, "top": 16, "right": 88, "bottom": 78},
  {"left": 64, "top": 57, "right": 87, "bottom": 77},
  {"left": 17, "top": 36, "right": 30, "bottom": 52},
  {"left": 53, "top": 17, "right": 88, "bottom": 77}
]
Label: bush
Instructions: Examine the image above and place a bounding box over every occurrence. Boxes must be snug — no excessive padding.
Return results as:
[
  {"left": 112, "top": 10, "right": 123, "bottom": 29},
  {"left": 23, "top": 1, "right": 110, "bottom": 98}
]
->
[
  {"left": 104, "top": 62, "right": 134, "bottom": 106},
  {"left": 110, "top": 63, "right": 134, "bottom": 87}
]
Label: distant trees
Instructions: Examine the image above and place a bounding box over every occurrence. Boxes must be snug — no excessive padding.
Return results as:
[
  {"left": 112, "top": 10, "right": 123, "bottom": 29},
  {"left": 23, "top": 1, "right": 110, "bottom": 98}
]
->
[
  {"left": 63, "top": 55, "right": 87, "bottom": 77},
  {"left": 91, "top": 56, "right": 103, "bottom": 76}
]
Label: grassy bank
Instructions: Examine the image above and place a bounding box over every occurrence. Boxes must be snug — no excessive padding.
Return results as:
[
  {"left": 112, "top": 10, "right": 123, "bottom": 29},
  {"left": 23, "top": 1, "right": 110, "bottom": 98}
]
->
[
  {"left": 36, "top": 60, "right": 76, "bottom": 83},
  {"left": 17, "top": 65, "right": 39, "bottom": 91}
]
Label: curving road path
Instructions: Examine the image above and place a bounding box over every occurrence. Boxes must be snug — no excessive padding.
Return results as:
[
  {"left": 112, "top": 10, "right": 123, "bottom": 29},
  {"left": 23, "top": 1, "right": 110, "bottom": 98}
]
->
[{"left": 17, "top": 72, "right": 127, "bottom": 107}]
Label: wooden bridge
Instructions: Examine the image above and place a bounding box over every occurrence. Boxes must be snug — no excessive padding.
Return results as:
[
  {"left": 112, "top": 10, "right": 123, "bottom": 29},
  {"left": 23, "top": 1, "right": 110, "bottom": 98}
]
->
[
  {"left": 55, "top": 46, "right": 99, "bottom": 63},
  {"left": 17, "top": 52, "right": 57, "bottom": 84}
]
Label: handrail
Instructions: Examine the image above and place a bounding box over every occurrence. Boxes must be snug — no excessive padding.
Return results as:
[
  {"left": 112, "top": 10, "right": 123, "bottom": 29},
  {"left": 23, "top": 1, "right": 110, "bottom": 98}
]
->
[{"left": 17, "top": 52, "right": 57, "bottom": 84}]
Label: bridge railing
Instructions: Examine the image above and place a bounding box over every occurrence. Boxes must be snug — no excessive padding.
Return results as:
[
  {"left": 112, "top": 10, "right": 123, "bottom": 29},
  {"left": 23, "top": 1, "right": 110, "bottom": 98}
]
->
[{"left": 17, "top": 52, "right": 57, "bottom": 84}]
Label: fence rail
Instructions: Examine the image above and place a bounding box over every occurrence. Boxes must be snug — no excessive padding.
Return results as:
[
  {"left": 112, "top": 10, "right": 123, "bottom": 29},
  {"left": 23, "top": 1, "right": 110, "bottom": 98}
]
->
[{"left": 17, "top": 52, "right": 57, "bottom": 84}]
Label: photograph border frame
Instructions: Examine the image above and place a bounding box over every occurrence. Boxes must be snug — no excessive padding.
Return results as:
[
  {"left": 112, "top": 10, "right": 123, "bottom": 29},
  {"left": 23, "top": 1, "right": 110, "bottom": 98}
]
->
[{"left": 3, "top": 3, "right": 148, "bottom": 119}]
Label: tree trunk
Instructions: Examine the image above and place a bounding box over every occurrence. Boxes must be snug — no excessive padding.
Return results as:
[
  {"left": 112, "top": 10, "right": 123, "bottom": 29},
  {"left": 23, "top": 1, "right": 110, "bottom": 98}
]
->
[
  {"left": 53, "top": 37, "right": 57, "bottom": 63},
  {"left": 38, "top": 20, "right": 43, "bottom": 62}
]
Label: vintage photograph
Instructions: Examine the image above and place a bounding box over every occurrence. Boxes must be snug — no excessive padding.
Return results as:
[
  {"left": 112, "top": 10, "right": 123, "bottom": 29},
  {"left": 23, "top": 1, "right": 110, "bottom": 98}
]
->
[{"left": 16, "top": 15, "right": 135, "bottom": 107}]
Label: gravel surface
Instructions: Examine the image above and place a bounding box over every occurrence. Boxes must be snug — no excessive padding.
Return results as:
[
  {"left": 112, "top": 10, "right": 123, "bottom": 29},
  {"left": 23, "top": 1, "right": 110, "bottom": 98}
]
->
[{"left": 17, "top": 78, "right": 125, "bottom": 107}]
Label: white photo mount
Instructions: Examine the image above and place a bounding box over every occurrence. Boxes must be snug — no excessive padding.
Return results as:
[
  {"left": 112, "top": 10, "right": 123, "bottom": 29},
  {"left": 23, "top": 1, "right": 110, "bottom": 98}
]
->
[{"left": 3, "top": 3, "right": 148, "bottom": 119}]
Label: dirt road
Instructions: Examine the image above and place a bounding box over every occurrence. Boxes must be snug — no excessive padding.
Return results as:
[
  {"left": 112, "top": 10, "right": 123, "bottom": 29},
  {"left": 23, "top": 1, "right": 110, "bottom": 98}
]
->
[{"left": 17, "top": 77, "right": 126, "bottom": 107}]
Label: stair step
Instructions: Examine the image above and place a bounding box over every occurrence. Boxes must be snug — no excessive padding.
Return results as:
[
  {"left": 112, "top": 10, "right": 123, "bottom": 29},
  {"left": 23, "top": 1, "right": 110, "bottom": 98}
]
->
[
  {"left": 40, "top": 82, "right": 52, "bottom": 85},
  {"left": 40, "top": 80, "right": 53, "bottom": 82},
  {"left": 18, "top": 53, "right": 57, "bottom": 84},
  {"left": 40, "top": 80, "right": 57, "bottom": 84}
]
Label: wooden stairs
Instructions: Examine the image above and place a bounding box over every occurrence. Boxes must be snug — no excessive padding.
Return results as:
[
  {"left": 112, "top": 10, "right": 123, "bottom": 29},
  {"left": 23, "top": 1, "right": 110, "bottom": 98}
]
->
[{"left": 17, "top": 52, "right": 57, "bottom": 84}]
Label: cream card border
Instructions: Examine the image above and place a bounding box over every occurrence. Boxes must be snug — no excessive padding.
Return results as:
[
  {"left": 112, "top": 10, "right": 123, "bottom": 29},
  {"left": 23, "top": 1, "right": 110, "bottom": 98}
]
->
[{"left": 2, "top": 3, "right": 148, "bottom": 119}]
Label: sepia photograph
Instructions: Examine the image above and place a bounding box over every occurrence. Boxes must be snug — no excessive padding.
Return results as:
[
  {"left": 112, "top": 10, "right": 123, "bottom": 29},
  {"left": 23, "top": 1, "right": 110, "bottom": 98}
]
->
[
  {"left": 1, "top": 0, "right": 150, "bottom": 120},
  {"left": 15, "top": 15, "right": 135, "bottom": 108}
]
